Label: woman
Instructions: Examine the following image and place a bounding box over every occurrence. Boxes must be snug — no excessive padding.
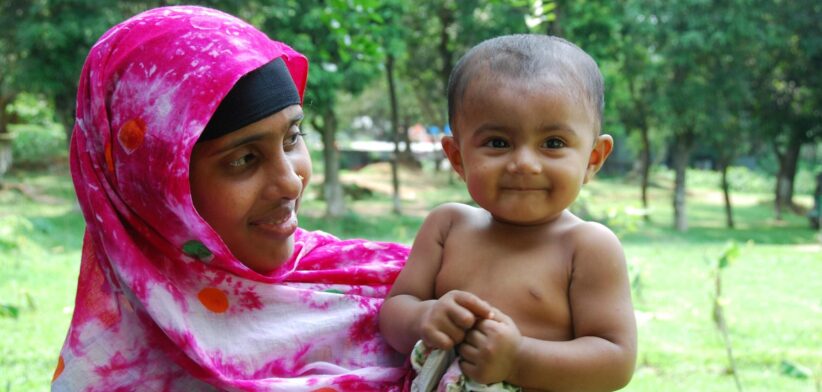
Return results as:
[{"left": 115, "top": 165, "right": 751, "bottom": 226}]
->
[{"left": 54, "top": 6, "right": 409, "bottom": 391}]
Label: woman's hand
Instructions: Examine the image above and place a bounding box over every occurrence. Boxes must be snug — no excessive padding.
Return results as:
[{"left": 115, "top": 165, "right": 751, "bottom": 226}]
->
[
  {"left": 457, "top": 308, "right": 522, "bottom": 384},
  {"left": 419, "top": 290, "right": 493, "bottom": 350}
]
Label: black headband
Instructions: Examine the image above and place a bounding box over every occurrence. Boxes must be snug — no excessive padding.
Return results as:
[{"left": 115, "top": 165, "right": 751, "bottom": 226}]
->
[{"left": 199, "top": 57, "right": 301, "bottom": 141}]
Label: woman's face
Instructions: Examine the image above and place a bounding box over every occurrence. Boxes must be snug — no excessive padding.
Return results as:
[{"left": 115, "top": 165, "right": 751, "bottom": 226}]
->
[{"left": 189, "top": 105, "right": 311, "bottom": 274}]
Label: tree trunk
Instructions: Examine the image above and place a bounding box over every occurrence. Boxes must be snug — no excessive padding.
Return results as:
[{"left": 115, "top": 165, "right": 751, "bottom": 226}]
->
[
  {"left": 547, "top": 0, "right": 564, "bottom": 36},
  {"left": 320, "top": 110, "right": 345, "bottom": 218},
  {"left": 720, "top": 163, "right": 735, "bottom": 229},
  {"left": 386, "top": 54, "right": 402, "bottom": 215},
  {"left": 402, "top": 115, "right": 412, "bottom": 156},
  {"left": 0, "top": 93, "right": 14, "bottom": 177},
  {"left": 438, "top": 3, "right": 454, "bottom": 97},
  {"left": 639, "top": 121, "right": 651, "bottom": 222},
  {"left": 672, "top": 133, "right": 692, "bottom": 232},
  {"left": 0, "top": 93, "right": 13, "bottom": 135},
  {"left": 55, "top": 91, "right": 75, "bottom": 143},
  {"left": 774, "top": 134, "right": 802, "bottom": 220}
]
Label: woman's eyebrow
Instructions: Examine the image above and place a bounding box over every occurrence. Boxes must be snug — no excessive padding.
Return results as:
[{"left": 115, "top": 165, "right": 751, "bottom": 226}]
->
[
  {"left": 216, "top": 133, "right": 267, "bottom": 153},
  {"left": 214, "top": 111, "right": 304, "bottom": 153},
  {"left": 289, "top": 112, "right": 305, "bottom": 124}
]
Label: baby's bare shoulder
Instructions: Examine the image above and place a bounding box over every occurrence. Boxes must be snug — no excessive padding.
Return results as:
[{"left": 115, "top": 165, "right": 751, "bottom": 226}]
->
[
  {"left": 568, "top": 219, "right": 625, "bottom": 267},
  {"left": 570, "top": 219, "right": 619, "bottom": 241},
  {"left": 428, "top": 202, "right": 483, "bottom": 222},
  {"left": 569, "top": 221, "right": 626, "bottom": 276}
]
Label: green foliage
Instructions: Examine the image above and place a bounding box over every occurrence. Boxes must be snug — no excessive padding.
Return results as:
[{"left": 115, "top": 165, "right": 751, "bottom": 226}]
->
[
  {"left": 2, "top": 0, "right": 817, "bottom": 220},
  {"left": 7, "top": 93, "right": 53, "bottom": 125},
  {"left": 716, "top": 241, "right": 740, "bottom": 270},
  {"left": 0, "top": 215, "right": 34, "bottom": 252},
  {"left": 0, "top": 304, "right": 20, "bottom": 319},
  {"left": 780, "top": 360, "right": 813, "bottom": 380},
  {"left": 572, "top": 187, "right": 645, "bottom": 236},
  {"left": 9, "top": 123, "right": 67, "bottom": 166}
]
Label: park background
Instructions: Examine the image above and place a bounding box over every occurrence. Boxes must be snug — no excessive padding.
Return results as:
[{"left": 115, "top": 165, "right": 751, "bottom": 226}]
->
[{"left": 0, "top": 1, "right": 820, "bottom": 391}]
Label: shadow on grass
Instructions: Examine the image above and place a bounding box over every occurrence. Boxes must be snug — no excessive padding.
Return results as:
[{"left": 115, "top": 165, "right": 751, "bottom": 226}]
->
[
  {"left": 25, "top": 209, "right": 85, "bottom": 251},
  {"left": 0, "top": 209, "right": 85, "bottom": 258},
  {"left": 620, "top": 220, "right": 816, "bottom": 246}
]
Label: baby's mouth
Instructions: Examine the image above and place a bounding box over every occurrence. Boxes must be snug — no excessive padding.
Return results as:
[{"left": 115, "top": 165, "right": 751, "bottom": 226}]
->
[{"left": 502, "top": 186, "right": 547, "bottom": 191}]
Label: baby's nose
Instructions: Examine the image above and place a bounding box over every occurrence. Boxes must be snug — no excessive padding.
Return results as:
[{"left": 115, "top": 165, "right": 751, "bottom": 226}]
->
[{"left": 507, "top": 149, "right": 542, "bottom": 174}]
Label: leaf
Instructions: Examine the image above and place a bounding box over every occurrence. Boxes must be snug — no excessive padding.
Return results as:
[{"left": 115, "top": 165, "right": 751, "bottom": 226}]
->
[
  {"left": 718, "top": 241, "right": 740, "bottom": 269},
  {"left": 780, "top": 360, "right": 812, "bottom": 380},
  {"left": 0, "top": 304, "right": 20, "bottom": 319}
]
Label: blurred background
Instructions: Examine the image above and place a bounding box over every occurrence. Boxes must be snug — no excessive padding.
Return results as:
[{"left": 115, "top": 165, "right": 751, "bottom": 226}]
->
[{"left": 0, "top": 1, "right": 820, "bottom": 391}]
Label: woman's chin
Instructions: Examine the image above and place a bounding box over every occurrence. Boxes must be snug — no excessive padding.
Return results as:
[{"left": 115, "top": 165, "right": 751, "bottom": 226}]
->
[{"left": 237, "top": 236, "right": 295, "bottom": 275}]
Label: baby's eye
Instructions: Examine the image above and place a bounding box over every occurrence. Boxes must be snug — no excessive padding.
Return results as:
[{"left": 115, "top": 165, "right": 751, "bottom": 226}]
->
[
  {"left": 228, "top": 153, "right": 257, "bottom": 168},
  {"left": 484, "top": 138, "right": 510, "bottom": 149},
  {"left": 543, "top": 138, "right": 566, "bottom": 149}
]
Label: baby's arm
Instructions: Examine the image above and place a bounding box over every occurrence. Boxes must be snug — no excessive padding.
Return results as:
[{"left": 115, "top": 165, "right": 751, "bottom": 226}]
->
[
  {"left": 470, "top": 222, "right": 637, "bottom": 391},
  {"left": 379, "top": 204, "right": 493, "bottom": 354}
]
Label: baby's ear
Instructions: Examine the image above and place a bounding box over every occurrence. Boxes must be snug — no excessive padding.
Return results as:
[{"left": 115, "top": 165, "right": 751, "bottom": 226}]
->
[
  {"left": 441, "top": 136, "right": 466, "bottom": 180},
  {"left": 584, "top": 134, "right": 614, "bottom": 183}
]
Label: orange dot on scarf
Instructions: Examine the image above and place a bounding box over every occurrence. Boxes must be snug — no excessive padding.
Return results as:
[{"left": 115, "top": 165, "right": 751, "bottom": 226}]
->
[
  {"left": 198, "top": 287, "right": 229, "bottom": 313},
  {"left": 104, "top": 141, "right": 114, "bottom": 172},
  {"left": 312, "top": 388, "right": 337, "bottom": 392},
  {"left": 51, "top": 355, "right": 65, "bottom": 382},
  {"left": 118, "top": 117, "right": 147, "bottom": 152}
]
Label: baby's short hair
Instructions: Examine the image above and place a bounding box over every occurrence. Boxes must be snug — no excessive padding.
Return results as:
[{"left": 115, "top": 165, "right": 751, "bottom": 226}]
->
[{"left": 447, "top": 34, "right": 604, "bottom": 134}]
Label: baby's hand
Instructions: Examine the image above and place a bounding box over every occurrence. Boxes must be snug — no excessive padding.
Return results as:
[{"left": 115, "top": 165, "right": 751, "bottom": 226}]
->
[
  {"left": 457, "top": 308, "right": 522, "bottom": 385},
  {"left": 420, "top": 290, "right": 493, "bottom": 350}
]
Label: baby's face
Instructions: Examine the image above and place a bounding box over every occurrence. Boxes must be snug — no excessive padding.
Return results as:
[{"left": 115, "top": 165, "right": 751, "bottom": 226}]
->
[
  {"left": 189, "top": 105, "right": 311, "bottom": 273},
  {"left": 446, "top": 75, "right": 603, "bottom": 225}
]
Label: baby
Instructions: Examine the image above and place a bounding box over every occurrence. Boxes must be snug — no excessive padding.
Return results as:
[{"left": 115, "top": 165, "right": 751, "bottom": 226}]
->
[{"left": 379, "top": 34, "right": 637, "bottom": 391}]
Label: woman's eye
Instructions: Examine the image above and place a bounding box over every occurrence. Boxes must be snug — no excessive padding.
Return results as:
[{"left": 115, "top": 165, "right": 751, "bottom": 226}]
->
[
  {"left": 484, "top": 138, "right": 509, "bottom": 149},
  {"left": 285, "top": 130, "right": 306, "bottom": 147},
  {"left": 228, "top": 153, "right": 256, "bottom": 168},
  {"left": 544, "top": 138, "right": 566, "bottom": 149}
]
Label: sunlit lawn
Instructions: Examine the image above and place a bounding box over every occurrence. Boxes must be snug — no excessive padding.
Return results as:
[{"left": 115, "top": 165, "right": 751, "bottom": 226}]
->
[{"left": 1, "top": 162, "right": 820, "bottom": 391}]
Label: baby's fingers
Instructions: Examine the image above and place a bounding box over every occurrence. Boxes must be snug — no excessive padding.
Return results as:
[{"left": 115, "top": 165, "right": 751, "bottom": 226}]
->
[
  {"left": 449, "top": 291, "right": 493, "bottom": 322},
  {"left": 420, "top": 326, "right": 460, "bottom": 350}
]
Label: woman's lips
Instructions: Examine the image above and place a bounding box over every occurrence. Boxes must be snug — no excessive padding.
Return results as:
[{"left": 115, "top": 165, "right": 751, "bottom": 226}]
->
[{"left": 250, "top": 208, "right": 297, "bottom": 237}]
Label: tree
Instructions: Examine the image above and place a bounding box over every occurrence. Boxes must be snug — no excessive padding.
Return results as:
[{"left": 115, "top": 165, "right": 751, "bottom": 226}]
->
[
  {"left": 647, "top": 0, "right": 720, "bottom": 232},
  {"left": 700, "top": 0, "right": 760, "bottom": 229},
  {"left": 0, "top": 1, "right": 24, "bottom": 136},
  {"left": 6, "top": 0, "right": 193, "bottom": 138},
  {"left": 374, "top": 0, "right": 408, "bottom": 215},
  {"left": 401, "top": 0, "right": 533, "bottom": 130},
  {"left": 13, "top": 0, "right": 127, "bottom": 137},
  {"left": 257, "top": 0, "right": 385, "bottom": 218},
  {"left": 748, "top": 0, "right": 822, "bottom": 219},
  {"left": 609, "top": 2, "right": 660, "bottom": 220}
]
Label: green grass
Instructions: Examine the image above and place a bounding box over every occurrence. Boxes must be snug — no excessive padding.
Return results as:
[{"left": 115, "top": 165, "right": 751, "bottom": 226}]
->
[
  {"left": 1, "top": 163, "right": 820, "bottom": 391},
  {"left": 1, "top": 166, "right": 82, "bottom": 391}
]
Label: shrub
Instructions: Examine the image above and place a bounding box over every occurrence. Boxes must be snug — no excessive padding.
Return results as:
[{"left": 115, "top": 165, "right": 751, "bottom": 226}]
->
[{"left": 9, "top": 123, "right": 67, "bottom": 167}]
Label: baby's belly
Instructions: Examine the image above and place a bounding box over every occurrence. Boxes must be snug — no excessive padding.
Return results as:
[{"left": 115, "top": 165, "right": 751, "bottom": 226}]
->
[{"left": 436, "top": 276, "right": 574, "bottom": 341}]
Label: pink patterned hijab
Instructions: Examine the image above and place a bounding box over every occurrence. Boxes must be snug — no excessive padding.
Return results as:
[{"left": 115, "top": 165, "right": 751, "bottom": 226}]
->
[{"left": 55, "top": 6, "right": 409, "bottom": 391}]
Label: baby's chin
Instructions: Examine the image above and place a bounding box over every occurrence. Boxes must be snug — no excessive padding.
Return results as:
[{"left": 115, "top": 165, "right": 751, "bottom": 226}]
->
[{"left": 489, "top": 211, "right": 565, "bottom": 227}]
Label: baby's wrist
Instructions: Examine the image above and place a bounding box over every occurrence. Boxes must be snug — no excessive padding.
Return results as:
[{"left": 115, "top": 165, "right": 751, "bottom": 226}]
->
[{"left": 506, "top": 338, "right": 529, "bottom": 385}]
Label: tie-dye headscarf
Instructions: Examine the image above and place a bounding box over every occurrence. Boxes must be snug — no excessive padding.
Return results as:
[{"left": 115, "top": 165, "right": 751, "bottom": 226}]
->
[{"left": 54, "top": 6, "right": 409, "bottom": 391}]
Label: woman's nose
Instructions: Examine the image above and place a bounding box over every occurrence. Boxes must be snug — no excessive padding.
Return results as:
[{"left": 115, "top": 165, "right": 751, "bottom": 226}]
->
[
  {"left": 263, "top": 154, "right": 303, "bottom": 200},
  {"left": 507, "top": 148, "right": 542, "bottom": 174}
]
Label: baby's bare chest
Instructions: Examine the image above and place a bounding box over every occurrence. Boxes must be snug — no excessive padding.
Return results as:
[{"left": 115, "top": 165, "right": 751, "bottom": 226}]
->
[{"left": 435, "top": 228, "right": 575, "bottom": 339}]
